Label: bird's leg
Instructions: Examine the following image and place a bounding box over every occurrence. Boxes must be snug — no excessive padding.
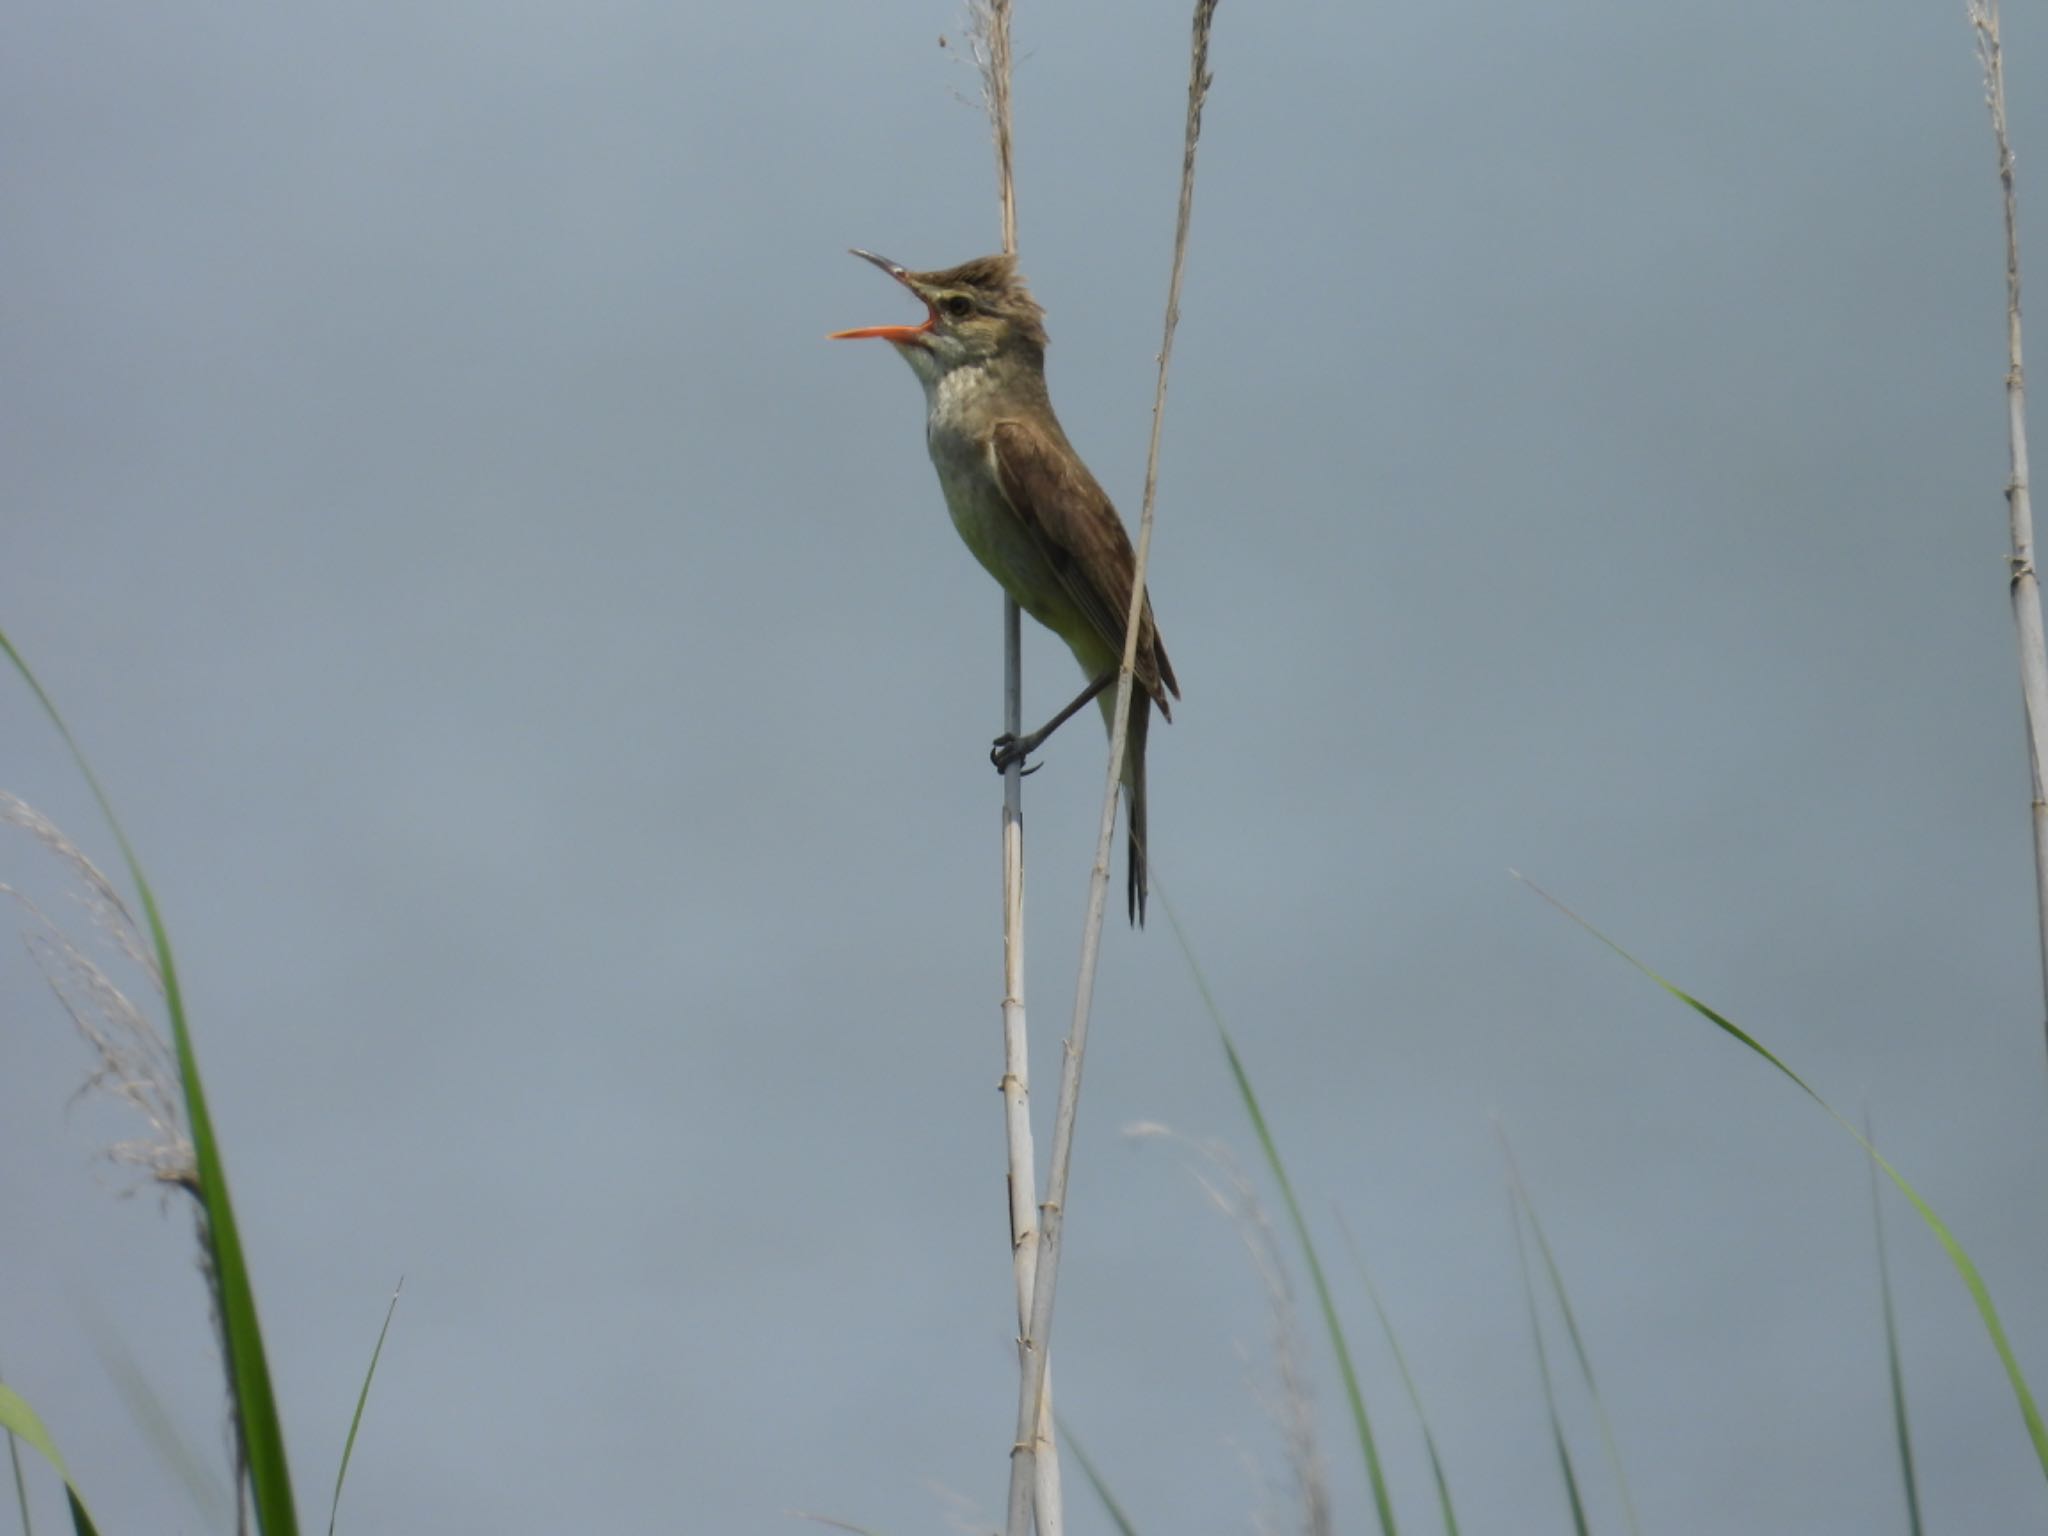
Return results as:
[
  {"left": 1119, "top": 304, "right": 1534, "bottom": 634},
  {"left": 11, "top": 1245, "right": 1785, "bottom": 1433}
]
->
[{"left": 991, "top": 671, "right": 1116, "bottom": 773}]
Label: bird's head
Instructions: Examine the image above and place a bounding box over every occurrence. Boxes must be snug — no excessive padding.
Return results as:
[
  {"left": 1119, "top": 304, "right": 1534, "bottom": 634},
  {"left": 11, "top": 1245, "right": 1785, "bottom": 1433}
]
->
[{"left": 829, "top": 249, "right": 1048, "bottom": 385}]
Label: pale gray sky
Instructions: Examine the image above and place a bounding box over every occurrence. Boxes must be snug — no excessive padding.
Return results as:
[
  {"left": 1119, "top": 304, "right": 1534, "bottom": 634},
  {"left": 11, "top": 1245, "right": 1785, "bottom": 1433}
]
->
[{"left": 6, "top": 2, "right": 2048, "bottom": 1532}]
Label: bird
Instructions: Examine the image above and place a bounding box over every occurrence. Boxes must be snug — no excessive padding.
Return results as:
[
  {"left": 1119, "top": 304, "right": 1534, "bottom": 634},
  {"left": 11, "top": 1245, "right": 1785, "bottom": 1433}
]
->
[{"left": 830, "top": 249, "right": 1179, "bottom": 925}]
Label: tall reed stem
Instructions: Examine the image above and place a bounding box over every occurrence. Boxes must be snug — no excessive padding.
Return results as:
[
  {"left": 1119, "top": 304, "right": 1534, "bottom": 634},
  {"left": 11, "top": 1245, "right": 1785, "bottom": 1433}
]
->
[
  {"left": 969, "top": 4, "right": 1064, "bottom": 1532},
  {"left": 1969, "top": 1, "right": 2048, "bottom": 1052},
  {"left": 1004, "top": 6, "right": 1218, "bottom": 1534}
]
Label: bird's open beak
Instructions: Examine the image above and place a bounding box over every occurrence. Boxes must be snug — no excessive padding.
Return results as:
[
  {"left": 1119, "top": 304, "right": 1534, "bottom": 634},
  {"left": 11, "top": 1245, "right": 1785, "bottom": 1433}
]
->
[{"left": 828, "top": 248, "right": 938, "bottom": 343}]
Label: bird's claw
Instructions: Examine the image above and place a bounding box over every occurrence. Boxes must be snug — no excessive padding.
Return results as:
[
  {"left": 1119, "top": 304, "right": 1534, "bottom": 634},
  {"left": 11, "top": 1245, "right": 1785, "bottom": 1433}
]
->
[{"left": 990, "top": 734, "right": 1042, "bottom": 775}]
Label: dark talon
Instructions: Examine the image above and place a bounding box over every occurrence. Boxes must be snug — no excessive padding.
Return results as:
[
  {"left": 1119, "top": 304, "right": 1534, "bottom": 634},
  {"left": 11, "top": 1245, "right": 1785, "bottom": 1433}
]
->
[
  {"left": 990, "top": 732, "right": 1046, "bottom": 776},
  {"left": 988, "top": 673, "right": 1116, "bottom": 777}
]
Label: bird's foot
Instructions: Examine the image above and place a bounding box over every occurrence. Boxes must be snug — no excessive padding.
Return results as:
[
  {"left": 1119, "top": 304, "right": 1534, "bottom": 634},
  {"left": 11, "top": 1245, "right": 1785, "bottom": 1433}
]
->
[{"left": 990, "top": 733, "right": 1045, "bottom": 775}]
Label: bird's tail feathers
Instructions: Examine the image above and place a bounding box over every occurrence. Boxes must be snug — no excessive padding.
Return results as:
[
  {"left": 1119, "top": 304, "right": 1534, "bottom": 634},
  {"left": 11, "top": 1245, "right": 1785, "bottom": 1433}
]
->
[{"left": 1125, "top": 694, "right": 1151, "bottom": 927}]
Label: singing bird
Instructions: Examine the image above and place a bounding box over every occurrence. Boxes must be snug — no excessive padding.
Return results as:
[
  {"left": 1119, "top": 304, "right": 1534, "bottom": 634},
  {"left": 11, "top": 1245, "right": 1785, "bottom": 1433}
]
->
[{"left": 831, "top": 250, "right": 1179, "bottom": 925}]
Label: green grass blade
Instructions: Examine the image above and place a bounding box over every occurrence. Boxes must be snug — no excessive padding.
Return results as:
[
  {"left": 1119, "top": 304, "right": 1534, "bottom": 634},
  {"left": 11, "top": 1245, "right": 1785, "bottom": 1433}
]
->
[
  {"left": 3, "top": 1368, "right": 35, "bottom": 1536},
  {"left": 1509, "top": 1208, "right": 1590, "bottom": 1536},
  {"left": 7, "top": 1435, "right": 29, "bottom": 1536},
  {"left": 2, "top": 627, "right": 299, "bottom": 1534},
  {"left": 1548, "top": 1414, "right": 1590, "bottom": 1536},
  {"left": 328, "top": 1279, "right": 403, "bottom": 1536},
  {"left": 1497, "top": 1132, "right": 1640, "bottom": 1535},
  {"left": 1520, "top": 875, "right": 2048, "bottom": 1483},
  {"left": 789, "top": 1515, "right": 890, "bottom": 1536},
  {"left": 1335, "top": 1214, "right": 1461, "bottom": 1536},
  {"left": 1056, "top": 1415, "right": 1141, "bottom": 1536},
  {"left": 75, "top": 1297, "right": 233, "bottom": 1525},
  {"left": 1158, "top": 888, "right": 1399, "bottom": 1536},
  {"left": 0, "top": 1384, "right": 102, "bottom": 1536},
  {"left": 1866, "top": 1113, "right": 1923, "bottom": 1536},
  {"left": 4, "top": 1421, "right": 29, "bottom": 1533}
]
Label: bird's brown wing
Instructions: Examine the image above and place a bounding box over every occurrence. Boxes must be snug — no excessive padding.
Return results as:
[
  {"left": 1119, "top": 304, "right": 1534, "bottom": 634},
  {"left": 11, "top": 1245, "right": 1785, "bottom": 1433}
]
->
[{"left": 989, "top": 417, "right": 1178, "bottom": 712}]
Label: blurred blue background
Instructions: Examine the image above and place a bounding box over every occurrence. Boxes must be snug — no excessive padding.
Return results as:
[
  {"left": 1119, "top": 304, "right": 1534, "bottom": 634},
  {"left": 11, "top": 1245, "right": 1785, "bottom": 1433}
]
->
[{"left": 5, "top": 2, "right": 2046, "bottom": 1531}]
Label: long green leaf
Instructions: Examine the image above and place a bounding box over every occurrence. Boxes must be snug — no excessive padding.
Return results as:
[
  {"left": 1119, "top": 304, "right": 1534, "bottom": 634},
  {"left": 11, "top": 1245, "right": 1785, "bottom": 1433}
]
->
[
  {"left": 1521, "top": 875, "right": 2048, "bottom": 1482},
  {"left": 1498, "top": 1133, "right": 1640, "bottom": 1534},
  {"left": 1335, "top": 1214, "right": 1461, "bottom": 1536},
  {"left": 789, "top": 1516, "right": 889, "bottom": 1536},
  {"left": 1866, "top": 1113, "right": 1923, "bottom": 1536},
  {"left": 2, "top": 628, "right": 299, "bottom": 1533},
  {"left": 1159, "top": 888, "right": 1399, "bottom": 1536},
  {"left": 4, "top": 1368, "right": 33, "bottom": 1536},
  {"left": 75, "top": 1296, "right": 233, "bottom": 1525},
  {"left": 0, "top": 1384, "right": 101, "bottom": 1536},
  {"left": 1509, "top": 1209, "right": 1589, "bottom": 1536},
  {"left": 1057, "top": 1415, "right": 1141, "bottom": 1536}
]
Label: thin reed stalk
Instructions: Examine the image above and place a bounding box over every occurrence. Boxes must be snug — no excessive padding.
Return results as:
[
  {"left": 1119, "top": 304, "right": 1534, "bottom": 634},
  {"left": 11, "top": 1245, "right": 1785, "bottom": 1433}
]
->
[
  {"left": 967, "top": 3, "right": 1064, "bottom": 1531},
  {"left": 1004, "top": 6, "right": 1218, "bottom": 1535},
  {"left": 1969, "top": 0, "right": 2048, "bottom": 1049}
]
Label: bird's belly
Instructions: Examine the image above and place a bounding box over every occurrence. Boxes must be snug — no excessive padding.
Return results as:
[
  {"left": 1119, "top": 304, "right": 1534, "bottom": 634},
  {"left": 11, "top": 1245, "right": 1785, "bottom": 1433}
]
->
[{"left": 929, "top": 449, "right": 1099, "bottom": 660}]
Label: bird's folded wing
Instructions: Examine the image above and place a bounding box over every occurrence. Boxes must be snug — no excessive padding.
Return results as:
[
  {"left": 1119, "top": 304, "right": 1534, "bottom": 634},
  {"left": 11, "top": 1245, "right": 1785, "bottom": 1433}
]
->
[{"left": 989, "top": 417, "right": 1175, "bottom": 704}]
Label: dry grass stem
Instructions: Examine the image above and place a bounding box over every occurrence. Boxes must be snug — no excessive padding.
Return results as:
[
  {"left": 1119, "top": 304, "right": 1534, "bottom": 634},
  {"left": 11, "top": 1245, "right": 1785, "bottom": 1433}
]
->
[
  {"left": 1005, "top": 7, "right": 1219, "bottom": 1536},
  {"left": 966, "top": 2, "right": 1063, "bottom": 1530},
  {"left": 969, "top": 0, "right": 1019, "bottom": 257},
  {"left": 1969, "top": 0, "right": 2048, "bottom": 1048}
]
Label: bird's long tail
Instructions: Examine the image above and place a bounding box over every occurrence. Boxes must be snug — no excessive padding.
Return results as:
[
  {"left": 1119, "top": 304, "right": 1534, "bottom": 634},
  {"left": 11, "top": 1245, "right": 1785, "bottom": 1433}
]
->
[{"left": 1124, "top": 693, "right": 1152, "bottom": 927}]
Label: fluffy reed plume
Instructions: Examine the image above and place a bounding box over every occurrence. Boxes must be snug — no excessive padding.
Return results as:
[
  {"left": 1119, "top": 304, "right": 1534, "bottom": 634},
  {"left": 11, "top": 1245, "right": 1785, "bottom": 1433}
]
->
[
  {"left": 1, "top": 791, "right": 192, "bottom": 1193},
  {"left": 0, "top": 791, "right": 249, "bottom": 1528},
  {"left": 966, "top": 0, "right": 1018, "bottom": 256}
]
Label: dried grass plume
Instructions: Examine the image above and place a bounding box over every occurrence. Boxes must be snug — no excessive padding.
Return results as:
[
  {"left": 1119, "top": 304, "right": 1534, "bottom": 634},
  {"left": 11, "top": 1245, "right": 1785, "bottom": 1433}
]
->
[{"left": 1, "top": 790, "right": 194, "bottom": 1193}]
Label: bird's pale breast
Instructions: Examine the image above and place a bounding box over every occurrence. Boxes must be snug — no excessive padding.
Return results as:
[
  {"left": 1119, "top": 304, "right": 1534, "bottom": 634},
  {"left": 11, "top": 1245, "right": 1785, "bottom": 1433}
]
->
[{"left": 922, "top": 369, "right": 1101, "bottom": 665}]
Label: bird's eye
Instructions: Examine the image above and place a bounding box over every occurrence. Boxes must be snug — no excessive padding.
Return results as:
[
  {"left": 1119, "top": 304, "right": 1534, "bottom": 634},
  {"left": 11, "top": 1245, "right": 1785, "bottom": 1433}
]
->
[{"left": 942, "top": 295, "right": 975, "bottom": 319}]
